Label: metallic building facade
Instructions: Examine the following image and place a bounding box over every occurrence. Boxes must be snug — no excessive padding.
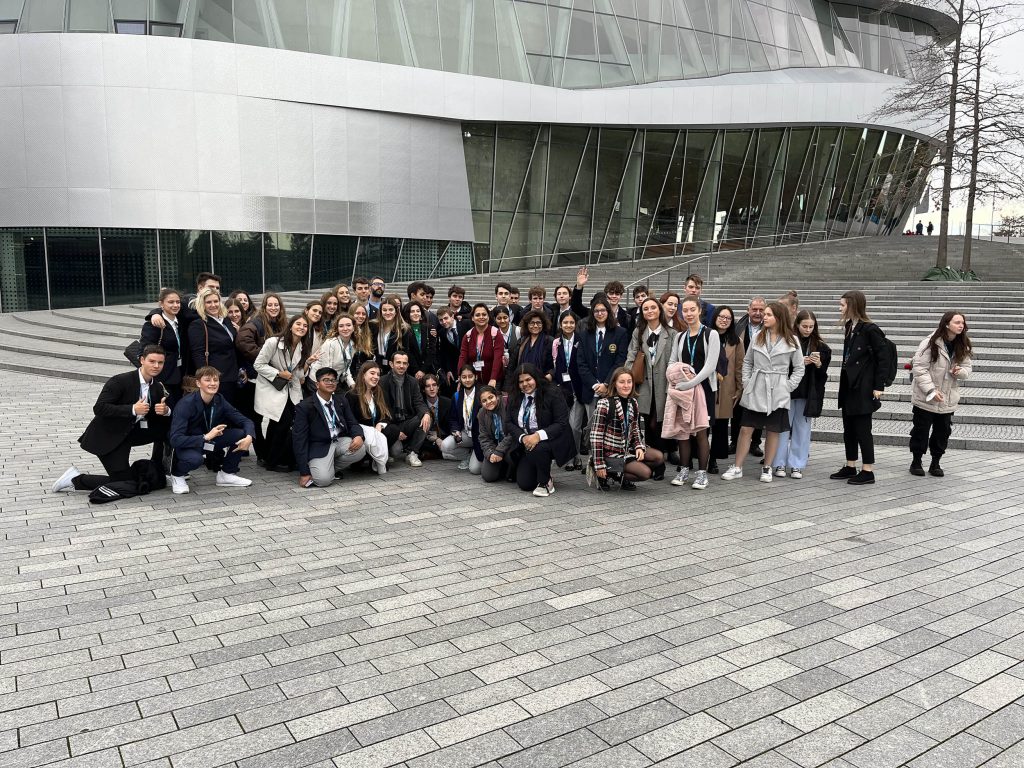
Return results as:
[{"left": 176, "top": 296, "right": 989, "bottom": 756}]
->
[{"left": 0, "top": 0, "right": 946, "bottom": 310}]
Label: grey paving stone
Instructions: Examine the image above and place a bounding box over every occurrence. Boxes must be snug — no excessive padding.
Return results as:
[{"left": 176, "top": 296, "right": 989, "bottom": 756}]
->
[
  {"left": 776, "top": 724, "right": 865, "bottom": 767},
  {"left": 905, "top": 732, "right": 1002, "bottom": 768},
  {"left": 587, "top": 699, "right": 687, "bottom": 746},
  {"left": 712, "top": 716, "right": 804, "bottom": 761},
  {"left": 350, "top": 700, "right": 459, "bottom": 747},
  {"left": 966, "top": 703, "right": 1024, "bottom": 748},
  {"left": 496, "top": 729, "right": 608, "bottom": 768}
]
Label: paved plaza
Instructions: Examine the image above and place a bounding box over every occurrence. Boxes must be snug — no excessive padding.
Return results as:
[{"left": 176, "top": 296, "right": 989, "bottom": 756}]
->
[{"left": 2, "top": 370, "right": 1024, "bottom": 768}]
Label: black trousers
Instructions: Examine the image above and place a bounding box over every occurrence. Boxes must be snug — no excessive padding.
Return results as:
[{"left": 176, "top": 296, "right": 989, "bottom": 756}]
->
[
  {"left": 235, "top": 384, "right": 265, "bottom": 460},
  {"left": 711, "top": 417, "right": 731, "bottom": 460},
  {"left": 481, "top": 457, "right": 511, "bottom": 482},
  {"left": 909, "top": 407, "right": 953, "bottom": 459},
  {"left": 842, "top": 412, "right": 875, "bottom": 464},
  {"left": 74, "top": 423, "right": 165, "bottom": 490},
  {"left": 516, "top": 442, "right": 555, "bottom": 490},
  {"left": 265, "top": 400, "right": 296, "bottom": 469},
  {"left": 390, "top": 415, "right": 427, "bottom": 454}
]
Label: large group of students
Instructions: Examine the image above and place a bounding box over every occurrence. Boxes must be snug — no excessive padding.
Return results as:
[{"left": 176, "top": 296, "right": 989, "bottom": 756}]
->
[{"left": 52, "top": 268, "right": 974, "bottom": 500}]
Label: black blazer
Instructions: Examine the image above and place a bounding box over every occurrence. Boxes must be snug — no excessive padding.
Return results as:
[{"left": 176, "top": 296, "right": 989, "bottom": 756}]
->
[
  {"left": 504, "top": 334, "right": 555, "bottom": 391},
  {"left": 79, "top": 370, "right": 169, "bottom": 457},
  {"left": 553, "top": 334, "right": 585, "bottom": 404},
  {"left": 794, "top": 341, "right": 833, "bottom": 418},
  {"left": 424, "top": 395, "right": 452, "bottom": 438},
  {"left": 570, "top": 288, "right": 631, "bottom": 330},
  {"left": 292, "top": 392, "right": 363, "bottom": 475},
  {"left": 838, "top": 321, "right": 887, "bottom": 416},
  {"left": 576, "top": 326, "right": 629, "bottom": 404},
  {"left": 380, "top": 372, "right": 428, "bottom": 421},
  {"left": 403, "top": 326, "right": 439, "bottom": 376},
  {"left": 370, "top": 323, "right": 401, "bottom": 371},
  {"left": 504, "top": 384, "right": 575, "bottom": 466},
  {"left": 346, "top": 390, "right": 384, "bottom": 427},
  {"left": 437, "top": 321, "right": 468, "bottom": 384},
  {"left": 188, "top": 316, "right": 238, "bottom": 381},
  {"left": 140, "top": 316, "right": 183, "bottom": 386}
]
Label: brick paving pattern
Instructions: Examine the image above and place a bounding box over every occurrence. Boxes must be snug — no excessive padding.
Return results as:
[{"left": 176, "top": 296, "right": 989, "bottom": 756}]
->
[{"left": 2, "top": 370, "right": 1024, "bottom": 767}]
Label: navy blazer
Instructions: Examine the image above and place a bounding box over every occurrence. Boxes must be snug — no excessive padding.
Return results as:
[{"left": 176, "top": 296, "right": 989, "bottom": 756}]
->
[
  {"left": 188, "top": 316, "right": 239, "bottom": 381},
  {"left": 169, "top": 392, "right": 255, "bottom": 451},
  {"left": 576, "top": 326, "right": 629, "bottom": 404},
  {"left": 552, "top": 334, "right": 585, "bottom": 404},
  {"left": 79, "top": 370, "right": 170, "bottom": 457},
  {"left": 140, "top": 316, "right": 183, "bottom": 386},
  {"left": 292, "top": 392, "right": 363, "bottom": 475},
  {"left": 448, "top": 388, "right": 483, "bottom": 460},
  {"left": 504, "top": 384, "right": 575, "bottom": 466}
]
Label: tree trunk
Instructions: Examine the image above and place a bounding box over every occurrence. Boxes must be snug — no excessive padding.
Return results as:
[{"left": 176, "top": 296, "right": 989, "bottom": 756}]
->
[
  {"left": 962, "top": 20, "right": 983, "bottom": 275},
  {"left": 937, "top": 0, "right": 966, "bottom": 269}
]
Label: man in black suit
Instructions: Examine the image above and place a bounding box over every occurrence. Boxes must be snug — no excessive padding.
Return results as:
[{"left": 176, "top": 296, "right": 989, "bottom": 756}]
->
[
  {"left": 436, "top": 307, "right": 467, "bottom": 395},
  {"left": 52, "top": 346, "right": 172, "bottom": 492},
  {"left": 293, "top": 367, "right": 367, "bottom": 488},
  {"left": 381, "top": 351, "right": 430, "bottom": 466}
]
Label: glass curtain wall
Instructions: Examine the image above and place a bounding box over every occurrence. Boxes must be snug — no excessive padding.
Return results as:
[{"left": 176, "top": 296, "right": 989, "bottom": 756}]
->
[
  {"left": 3, "top": 0, "right": 940, "bottom": 86},
  {"left": 0, "top": 228, "right": 474, "bottom": 311},
  {"left": 465, "top": 122, "right": 935, "bottom": 270}
]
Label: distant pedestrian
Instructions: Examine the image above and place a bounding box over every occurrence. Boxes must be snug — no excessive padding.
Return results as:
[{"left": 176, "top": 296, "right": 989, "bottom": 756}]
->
[
  {"left": 927, "top": 221, "right": 934, "bottom": 236},
  {"left": 916, "top": 221, "right": 924, "bottom": 235},
  {"left": 909, "top": 312, "right": 972, "bottom": 478}
]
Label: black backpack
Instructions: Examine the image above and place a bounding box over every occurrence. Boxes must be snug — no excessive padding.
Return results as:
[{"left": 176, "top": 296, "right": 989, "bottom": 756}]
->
[
  {"left": 876, "top": 326, "right": 899, "bottom": 388},
  {"left": 87, "top": 460, "right": 166, "bottom": 504}
]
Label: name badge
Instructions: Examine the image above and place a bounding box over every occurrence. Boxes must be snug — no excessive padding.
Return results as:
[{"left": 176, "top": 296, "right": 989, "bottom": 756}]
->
[
  {"left": 139, "top": 420, "right": 148, "bottom": 429},
  {"left": 472, "top": 361, "right": 485, "bottom": 371},
  {"left": 562, "top": 373, "right": 572, "bottom": 383},
  {"left": 203, "top": 442, "right": 215, "bottom": 452}
]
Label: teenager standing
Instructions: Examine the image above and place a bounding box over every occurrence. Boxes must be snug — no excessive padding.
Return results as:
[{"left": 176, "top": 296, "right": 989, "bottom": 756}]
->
[
  {"left": 624, "top": 297, "right": 675, "bottom": 477},
  {"left": 774, "top": 310, "right": 831, "bottom": 478},
  {"left": 709, "top": 306, "right": 744, "bottom": 474}
]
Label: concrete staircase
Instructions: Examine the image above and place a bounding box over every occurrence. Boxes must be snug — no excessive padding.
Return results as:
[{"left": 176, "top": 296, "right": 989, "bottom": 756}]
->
[{"left": 2, "top": 236, "right": 1021, "bottom": 452}]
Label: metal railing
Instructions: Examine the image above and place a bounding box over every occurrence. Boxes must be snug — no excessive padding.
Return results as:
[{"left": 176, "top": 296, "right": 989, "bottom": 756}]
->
[{"left": 477, "top": 229, "right": 836, "bottom": 287}]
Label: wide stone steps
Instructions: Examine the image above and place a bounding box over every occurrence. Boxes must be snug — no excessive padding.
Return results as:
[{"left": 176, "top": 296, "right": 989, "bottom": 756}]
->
[{"left": 811, "top": 417, "right": 1024, "bottom": 452}]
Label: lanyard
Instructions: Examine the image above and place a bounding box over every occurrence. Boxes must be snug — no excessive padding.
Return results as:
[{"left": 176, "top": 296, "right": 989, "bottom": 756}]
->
[
  {"left": 204, "top": 403, "right": 216, "bottom": 432},
  {"left": 322, "top": 399, "right": 337, "bottom": 431},
  {"left": 475, "top": 330, "right": 485, "bottom": 361},
  {"left": 463, "top": 389, "right": 474, "bottom": 426},
  {"left": 563, "top": 338, "right": 573, "bottom": 365},
  {"left": 685, "top": 326, "right": 703, "bottom": 365},
  {"left": 493, "top": 413, "right": 503, "bottom": 440}
]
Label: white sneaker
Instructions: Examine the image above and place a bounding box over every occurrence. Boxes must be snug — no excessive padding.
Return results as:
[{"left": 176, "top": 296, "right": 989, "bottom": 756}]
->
[
  {"left": 790, "top": 468, "right": 803, "bottom": 479},
  {"left": 406, "top": 452, "right": 423, "bottom": 467},
  {"left": 51, "top": 466, "right": 80, "bottom": 493},
  {"left": 760, "top": 467, "right": 773, "bottom": 483},
  {"left": 457, "top": 459, "right": 471, "bottom": 470},
  {"left": 375, "top": 461, "right": 387, "bottom": 476},
  {"left": 532, "top": 485, "right": 549, "bottom": 497},
  {"left": 671, "top": 468, "right": 690, "bottom": 486},
  {"left": 691, "top": 470, "right": 709, "bottom": 490},
  {"left": 546, "top": 479, "right": 555, "bottom": 496},
  {"left": 170, "top": 475, "right": 190, "bottom": 494},
  {"left": 774, "top": 466, "right": 787, "bottom": 477},
  {"left": 721, "top": 466, "right": 743, "bottom": 480},
  {"left": 216, "top": 471, "right": 251, "bottom": 487}
]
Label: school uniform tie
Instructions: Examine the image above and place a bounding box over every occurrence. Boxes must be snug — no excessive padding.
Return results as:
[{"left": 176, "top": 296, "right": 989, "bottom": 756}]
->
[
  {"left": 596, "top": 330, "right": 604, "bottom": 355},
  {"left": 523, "top": 395, "right": 534, "bottom": 434},
  {"left": 325, "top": 400, "right": 339, "bottom": 439}
]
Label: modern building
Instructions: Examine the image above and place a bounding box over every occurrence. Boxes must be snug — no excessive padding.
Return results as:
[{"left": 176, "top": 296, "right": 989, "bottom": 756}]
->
[{"left": 0, "top": 0, "right": 952, "bottom": 310}]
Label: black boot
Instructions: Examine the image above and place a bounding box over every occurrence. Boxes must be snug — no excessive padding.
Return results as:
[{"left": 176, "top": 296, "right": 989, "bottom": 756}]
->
[
  {"left": 909, "top": 455, "right": 925, "bottom": 476},
  {"left": 708, "top": 460, "right": 719, "bottom": 475},
  {"left": 650, "top": 463, "right": 666, "bottom": 481},
  {"left": 928, "top": 460, "right": 944, "bottom": 477},
  {"left": 830, "top": 466, "right": 857, "bottom": 479},
  {"left": 848, "top": 470, "right": 875, "bottom": 485}
]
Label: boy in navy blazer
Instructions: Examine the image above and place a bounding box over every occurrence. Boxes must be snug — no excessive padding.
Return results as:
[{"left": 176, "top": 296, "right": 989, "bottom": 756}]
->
[{"left": 293, "top": 367, "right": 367, "bottom": 488}]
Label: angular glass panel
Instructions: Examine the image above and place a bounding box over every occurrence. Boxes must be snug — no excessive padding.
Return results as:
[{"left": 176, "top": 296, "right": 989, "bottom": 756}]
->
[
  {"left": 635, "top": 0, "right": 661, "bottom": 22},
  {"left": 680, "top": 131, "right": 715, "bottom": 245},
  {"left": 0, "top": 228, "right": 47, "bottom": 312},
  {"left": 115, "top": 19, "right": 146, "bottom": 33},
  {"left": 47, "top": 228, "right": 103, "bottom": 309},
  {"left": 747, "top": 1, "right": 773, "bottom": 46},
  {"left": 601, "top": 62, "right": 634, "bottom": 86},
  {"left": 471, "top": 0, "right": 500, "bottom": 77},
  {"left": 694, "top": 30, "right": 716, "bottom": 74},
  {"left": 376, "top": 0, "right": 412, "bottom": 66},
  {"left": 0, "top": 0, "right": 23, "bottom": 22},
  {"left": 611, "top": 0, "right": 635, "bottom": 16},
  {"left": 591, "top": 129, "right": 635, "bottom": 252},
  {"left": 194, "top": 0, "right": 233, "bottom": 42},
  {"left": 600, "top": 132, "right": 642, "bottom": 256},
  {"left": 754, "top": 130, "right": 788, "bottom": 245},
  {"left": 113, "top": 0, "right": 146, "bottom": 18},
  {"left": 777, "top": 127, "right": 812, "bottom": 236},
  {"left": 151, "top": 0, "right": 185, "bottom": 23},
  {"left": 690, "top": 133, "right": 721, "bottom": 250},
  {"left": 354, "top": 237, "right": 399, "bottom": 286},
  {"left": 515, "top": 0, "right": 549, "bottom": 54},
  {"left": 310, "top": 234, "right": 357, "bottom": 288},
  {"left": 504, "top": 212, "right": 544, "bottom": 267},
  {"left": 595, "top": 11, "right": 629, "bottom": 64},
  {"left": 437, "top": 0, "right": 470, "bottom": 71},
  {"left": 307, "top": 0, "right": 343, "bottom": 56},
  {"left": 562, "top": 57, "right": 601, "bottom": 87},
  {"left": 150, "top": 21, "right": 182, "bottom": 35},
  {"left": 102, "top": 228, "right": 159, "bottom": 306},
  {"left": 712, "top": 0, "right": 730, "bottom": 37},
  {"left": 807, "top": 127, "right": 841, "bottom": 234},
  {"left": 270, "top": 0, "right": 308, "bottom": 51},
  {"left": 562, "top": 138, "right": 599, "bottom": 253},
  {"left": 401, "top": 1, "right": 441, "bottom": 69},
  {"left": 0, "top": 21, "right": 16, "bottom": 32},
  {"left": 463, "top": 122, "right": 495, "bottom": 212},
  {"left": 496, "top": 0, "right": 530, "bottom": 81},
  {"left": 69, "top": 0, "right": 110, "bottom": 31},
  {"left": 213, "top": 231, "right": 263, "bottom": 294},
  {"left": 678, "top": 28, "right": 707, "bottom": 77},
  {"left": 344, "top": 0, "right": 378, "bottom": 62},
  {"left": 639, "top": 20, "right": 660, "bottom": 80},
  {"left": 544, "top": 126, "right": 591, "bottom": 253},
  {"left": 472, "top": 210, "right": 490, "bottom": 246},
  {"left": 567, "top": 8, "right": 598, "bottom": 59},
  {"left": 659, "top": 13, "right": 683, "bottom": 80},
  {"left": 826, "top": 128, "right": 863, "bottom": 231},
  {"left": 719, "top": 132, "right": 753, "bottom": 247},
  {"left": 747, "top": 38, "right": 768, "bottom": 70},
  {"left": 649, "top": 132, "right": 684, "bottom": 246},
  {"left": 234, "top": 0, "right": 273, "bottom": 48},
  {"left": 637, "top": 130, "right": 676, "bottom": 246},
  {"left": 490, "top": 212, "right": 514, "bottom": 266},
  {"left": 549, "top": 5, "right": 571, "bottom": 57},
  {"left": 518, "top": 126, "right": 548, "bottom": 215},
  {"left": 160, "top": 230, "right": 211, "bottom": 295},
  {"left": 493, "top": 124, "right": 539, "bottom": 212},
  {"left": 878, "top": 22, "right": 896, "bottom": 75},
  {"left": 747, "top": 128, "right": 783, "bottom": 240},
  {"left": 682, "top": 0, "right": 710, "bottom": 33},
  {"left": 527, "top": 53, "right": 553, "bottom": 85},
  {"left": 20, "top": 0, "right": 65, "bottom": 32}
]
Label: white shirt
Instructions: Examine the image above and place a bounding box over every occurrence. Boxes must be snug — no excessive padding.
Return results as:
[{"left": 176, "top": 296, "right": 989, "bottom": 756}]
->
[
  {"left": 517, "top": 394, "right": 548, "bottom": 442},
  {"left": 317, "top": 393, "right": 340, "bottom": 440},
  {"left": 135, "top": 370, "right": 152, "bottom": 423}
]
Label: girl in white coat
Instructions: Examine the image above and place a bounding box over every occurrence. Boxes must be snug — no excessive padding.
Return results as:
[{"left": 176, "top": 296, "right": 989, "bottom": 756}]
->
[
  {"left": 255, "top": 314, "right": 313, "bottom": 472},
  {"left": 722, "top": 302, "right": 805, "bottom": 483}
]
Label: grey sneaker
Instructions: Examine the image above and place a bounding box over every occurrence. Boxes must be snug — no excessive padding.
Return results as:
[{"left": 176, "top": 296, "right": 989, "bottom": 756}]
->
[
  {"left": 670, "top": 468, "right": 690, "bottom": 486},
  {"left": 691, "top": 470, "right": 708, "bottom": 490}
]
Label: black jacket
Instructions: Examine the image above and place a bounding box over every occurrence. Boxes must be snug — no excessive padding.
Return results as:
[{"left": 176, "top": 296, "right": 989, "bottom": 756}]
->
[
  {"left": 437, "top": 321, "right": 468, "bottom": 384},
  {"left": 576, "top": 326, "right": 629, "bottom": 404},
  {"left": 189, "top": 316, "right": 239, "bottom": 382},
  {"left": 838, "top": 321, "right": 887, "bottom": 416},
  {"left": 504, "top": 334, "right": 555, "bottom": 391},
  {"left": 79, "top": 370, "right": 170, "bottom": 457},
  {"left": 169, "top": 392, "right": 255, "bottom": 451},
  {"left": 504, "top": 383, "right": 575, "bottom": 466},
  {"left": 793, "top": 339, "right": 833, "bottom": 418},
  {"left": 403, "top": 326, "right": 439, "bottom": 376},
  {"left": 570, "top": 288, "right": 631, "bottom": 331},
  {"left": 424, "top": 396, "right": 453, "bottom": 438},
  {"left": 292, "top": 392, "right": 363, "bottom": 475},
  {"left": 380, "top": 372, "right": 428, "bottom": 422},
  {"left": 139, "top": 317, "right": 183, "bottom": 386}
]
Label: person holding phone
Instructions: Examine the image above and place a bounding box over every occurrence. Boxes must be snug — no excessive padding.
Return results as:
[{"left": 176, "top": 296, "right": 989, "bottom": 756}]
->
[{"left": 167, "top": 366, "right": 255, "bottom": 494}]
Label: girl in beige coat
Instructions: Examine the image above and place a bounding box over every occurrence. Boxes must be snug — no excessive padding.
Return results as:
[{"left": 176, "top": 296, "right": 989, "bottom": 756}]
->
[{"left": 909, "top": 311, "right": 972, "bottom": 477}]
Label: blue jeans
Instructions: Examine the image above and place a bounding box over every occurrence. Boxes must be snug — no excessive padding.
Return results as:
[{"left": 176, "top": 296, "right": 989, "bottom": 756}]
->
[{"left": 775, "top": 399, "right": 812, "bottom": 469}]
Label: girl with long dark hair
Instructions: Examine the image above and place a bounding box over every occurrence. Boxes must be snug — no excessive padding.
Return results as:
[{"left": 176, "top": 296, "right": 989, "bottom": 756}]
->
[
  {"left": 140, "top": 288, "right": 184, "bottom": 404},
  {"left": 505, "top": 364, "right": 574, "bottom": 497},
  {"left": 402, "top": 300, "right": 438, "bottom": 379},
  {"left": 504, "top": 309, "right": 554, "bottom": 388},
  {"left": 909, "top": 311, "right": 972, "bottom": 477},
  {"left": 709, "top": 305, "right": 744, "bottom": 474},
  {"left": 774, "top": 309, "right": 832, "bottom": 478},
  {"left": 457, "top": 303, "right": 504, "bottom": 388},
  {"left": 346, "top": 361, "right": 392, "bottom": 475},
  {"left": 477, "top": 385, "right": 516, "bottom": 483},
  {"left": 588, "top": 368, "right": 665, "bottom": 491}
]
